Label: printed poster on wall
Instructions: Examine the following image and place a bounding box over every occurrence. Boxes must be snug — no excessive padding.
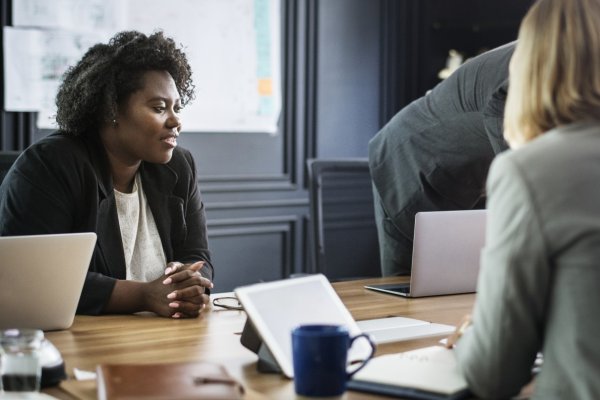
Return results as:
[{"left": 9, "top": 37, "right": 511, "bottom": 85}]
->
[{"left": 3, "top": 0, "right": 281, "bottom": 134}]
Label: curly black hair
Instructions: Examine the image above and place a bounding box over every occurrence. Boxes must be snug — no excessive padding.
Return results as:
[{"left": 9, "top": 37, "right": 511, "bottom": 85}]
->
[{"left": 55, "top": 31, "right": 195, "bottom": 136}]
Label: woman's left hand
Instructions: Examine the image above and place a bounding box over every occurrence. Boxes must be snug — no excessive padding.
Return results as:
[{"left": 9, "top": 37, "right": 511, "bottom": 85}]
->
[{"left": 162, "top": 261, "right": 213, "bottom": 318}]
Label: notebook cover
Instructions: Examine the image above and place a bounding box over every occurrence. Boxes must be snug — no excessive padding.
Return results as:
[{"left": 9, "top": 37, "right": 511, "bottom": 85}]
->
[{"left": 96, "top": 361, "right": 244, "bottom": 400}]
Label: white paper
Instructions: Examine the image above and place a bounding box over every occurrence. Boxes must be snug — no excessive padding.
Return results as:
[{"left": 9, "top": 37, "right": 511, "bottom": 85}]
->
[
  {"left": 73, "top": 367, "right": 97, "bottom": 381},
  {"left": 4, "top": 27, "right": 111, "bottom": 118},
  {"left": 12, "top": 0, "right": 124, "bottom": 32},
  {"left": 353, "top": 346, "right": 468, "bottom": 395},
  {"left": 7, "top": 0, "right": 281, "bottom": 133},
  {"left": 356, "top": 317, "right": 456, "bottom": 344},
  {"left": 3, "top": 27, "right": 42, "bottom": 111},
  {"left": 126, "top": 0, "right": 281, "bottom": 133}
]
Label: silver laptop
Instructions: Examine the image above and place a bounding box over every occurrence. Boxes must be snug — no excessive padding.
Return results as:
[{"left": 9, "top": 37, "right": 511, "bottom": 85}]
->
[
  {"left": 0, "top": 232, "right": 97, "bottom": 330},
  {"left": 366, "top": 210, "right": 486, "bottom": 297}
]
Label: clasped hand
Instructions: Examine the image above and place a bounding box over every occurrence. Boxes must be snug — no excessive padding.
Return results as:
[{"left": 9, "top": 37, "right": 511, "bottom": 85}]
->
[{"left": 147, "top": 261, "right": 213, "bottom": 319}]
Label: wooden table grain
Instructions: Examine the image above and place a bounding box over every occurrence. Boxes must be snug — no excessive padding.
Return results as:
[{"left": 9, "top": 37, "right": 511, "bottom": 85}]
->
[{"left": 44, "top": 276, "right": 475, "bottom": 399}]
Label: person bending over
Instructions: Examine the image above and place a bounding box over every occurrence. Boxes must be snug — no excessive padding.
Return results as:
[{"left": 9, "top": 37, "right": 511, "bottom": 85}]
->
[
  {"left": 0, "top": 31, "right": 213, "bottom": 318},
  {"left": 369, "top": 42, "right": 514, "bottom": 276}
]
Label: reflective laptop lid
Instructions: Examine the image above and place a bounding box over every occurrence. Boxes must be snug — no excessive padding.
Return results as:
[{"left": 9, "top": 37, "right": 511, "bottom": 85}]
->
[
  {"left": 409, "top": 210, "right": 486, "bottom": 297},
  {"left": 0, "top": 233, "right": 96, "bottom": 331}
]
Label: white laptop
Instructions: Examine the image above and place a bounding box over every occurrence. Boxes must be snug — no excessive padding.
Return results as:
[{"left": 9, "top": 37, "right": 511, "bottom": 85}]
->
[
  {"left": 366, "top": 210, "right": 486, "bottom": 297},
  {"left": 0, "top": 232, "right": 97, "bottom": 331}
]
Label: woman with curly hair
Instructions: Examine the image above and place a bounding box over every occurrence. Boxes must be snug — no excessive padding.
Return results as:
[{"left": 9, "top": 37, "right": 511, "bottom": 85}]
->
[{"left": 0, "top": 31, "right": 214, "bottom": 318}]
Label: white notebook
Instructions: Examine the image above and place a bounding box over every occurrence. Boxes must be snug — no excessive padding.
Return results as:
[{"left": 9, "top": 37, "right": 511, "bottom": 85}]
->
[
  {"left": 356, "top": 317, "right": 455, "bottom": 344},
  {"left": 348, "top": 346, "right": 470, "bottom": 400}
]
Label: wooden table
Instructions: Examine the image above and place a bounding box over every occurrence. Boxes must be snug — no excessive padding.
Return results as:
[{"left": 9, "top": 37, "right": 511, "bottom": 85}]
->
[{"left": 44, "top": 276, "right": 475, "bottom": 399}]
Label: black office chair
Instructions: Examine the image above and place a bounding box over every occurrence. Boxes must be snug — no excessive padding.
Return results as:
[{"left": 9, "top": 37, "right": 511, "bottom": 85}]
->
[
  {"left": 0, "top": 151, "right": 21, "bottom": 184},
  {"left": 307, "top": 158, "right": 381, "bottom": 280}
]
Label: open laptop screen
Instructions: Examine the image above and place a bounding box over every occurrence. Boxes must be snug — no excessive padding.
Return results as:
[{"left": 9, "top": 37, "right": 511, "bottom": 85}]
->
[
  {"left": 366, "top": 210, "right": 486, "bottom": 297},
  {"left": 0, "top": 232, "right": 96, "bottom": 330}
]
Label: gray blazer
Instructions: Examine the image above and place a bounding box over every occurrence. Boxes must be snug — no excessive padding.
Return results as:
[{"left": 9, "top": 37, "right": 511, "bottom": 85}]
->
[{"left": 455, "top": 122, "right": 600, "bottom": 399}]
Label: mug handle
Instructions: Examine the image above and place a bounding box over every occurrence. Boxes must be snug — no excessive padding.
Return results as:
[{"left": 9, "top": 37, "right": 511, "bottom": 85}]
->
[{"left": 346, "top": 333, "right": 376, "bottom": 378}]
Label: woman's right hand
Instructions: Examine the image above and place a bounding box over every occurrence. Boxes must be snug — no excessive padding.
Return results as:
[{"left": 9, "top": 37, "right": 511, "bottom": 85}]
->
[{"left": 445, "top": 314, "right": 472, "bottom": 349}]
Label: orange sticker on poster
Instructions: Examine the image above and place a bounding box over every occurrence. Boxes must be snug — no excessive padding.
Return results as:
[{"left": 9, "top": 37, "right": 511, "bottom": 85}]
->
[{"left": 258, "top": 79, "right": 273, "bottom": 95}]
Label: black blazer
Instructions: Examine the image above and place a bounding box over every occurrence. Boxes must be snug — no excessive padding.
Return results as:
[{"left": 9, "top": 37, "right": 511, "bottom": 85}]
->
[{"left": 0, "top": 132, "right": 213, "bottom": 314}]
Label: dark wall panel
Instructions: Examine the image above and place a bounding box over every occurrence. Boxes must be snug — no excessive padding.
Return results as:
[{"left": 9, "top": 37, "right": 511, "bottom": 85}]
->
[
  {"left": 179, "top": 132, "right": 284, "bottom": 178},
  {"left": 207, "top": 216, "right": 298, "bottom": 291},
  {"left": 314, "top": 0, "right": 382, "bottom": 159}
]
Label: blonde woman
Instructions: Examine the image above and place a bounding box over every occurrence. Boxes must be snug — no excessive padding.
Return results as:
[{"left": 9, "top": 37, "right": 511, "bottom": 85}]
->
[{"left": 450, "top": 0, "right": 600, "bottom": 398}]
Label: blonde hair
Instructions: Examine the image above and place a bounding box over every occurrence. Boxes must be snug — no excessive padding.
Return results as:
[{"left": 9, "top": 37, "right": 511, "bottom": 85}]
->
[{"left": 504, "top": 0, "right": 600, "bottom": 148}]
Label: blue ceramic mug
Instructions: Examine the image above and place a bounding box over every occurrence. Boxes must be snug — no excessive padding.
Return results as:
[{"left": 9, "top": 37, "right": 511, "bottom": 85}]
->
[{"left": 291, "top": 324, "right": 376, "bottom": 397}]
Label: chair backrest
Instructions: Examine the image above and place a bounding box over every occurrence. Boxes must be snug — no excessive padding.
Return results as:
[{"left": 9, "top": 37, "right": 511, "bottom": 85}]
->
[
  {"left": 0, "top": 151, "right": 21, "bottom": 184},
  {"left": 307, "top": 158, "right": 381, "bottom": 280}
]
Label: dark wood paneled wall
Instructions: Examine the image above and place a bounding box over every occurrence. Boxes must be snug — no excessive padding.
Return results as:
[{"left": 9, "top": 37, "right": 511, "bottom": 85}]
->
[{"left": 0, "top": 0, "right": 530, "bottom": 291}]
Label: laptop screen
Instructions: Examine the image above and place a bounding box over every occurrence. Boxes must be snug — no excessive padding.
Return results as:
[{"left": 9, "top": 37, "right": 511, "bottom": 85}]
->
[{"left": 0, "top": 233, "right": 96, "bottom": 330}]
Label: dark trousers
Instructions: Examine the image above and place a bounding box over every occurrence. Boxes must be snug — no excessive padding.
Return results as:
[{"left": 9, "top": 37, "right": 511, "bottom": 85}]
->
[
  {"left": 372, "top": 183, "right": 486, "bottom": 277},
  {"left": 372, "top": 185, "right": 413, "bottom": 276}
]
